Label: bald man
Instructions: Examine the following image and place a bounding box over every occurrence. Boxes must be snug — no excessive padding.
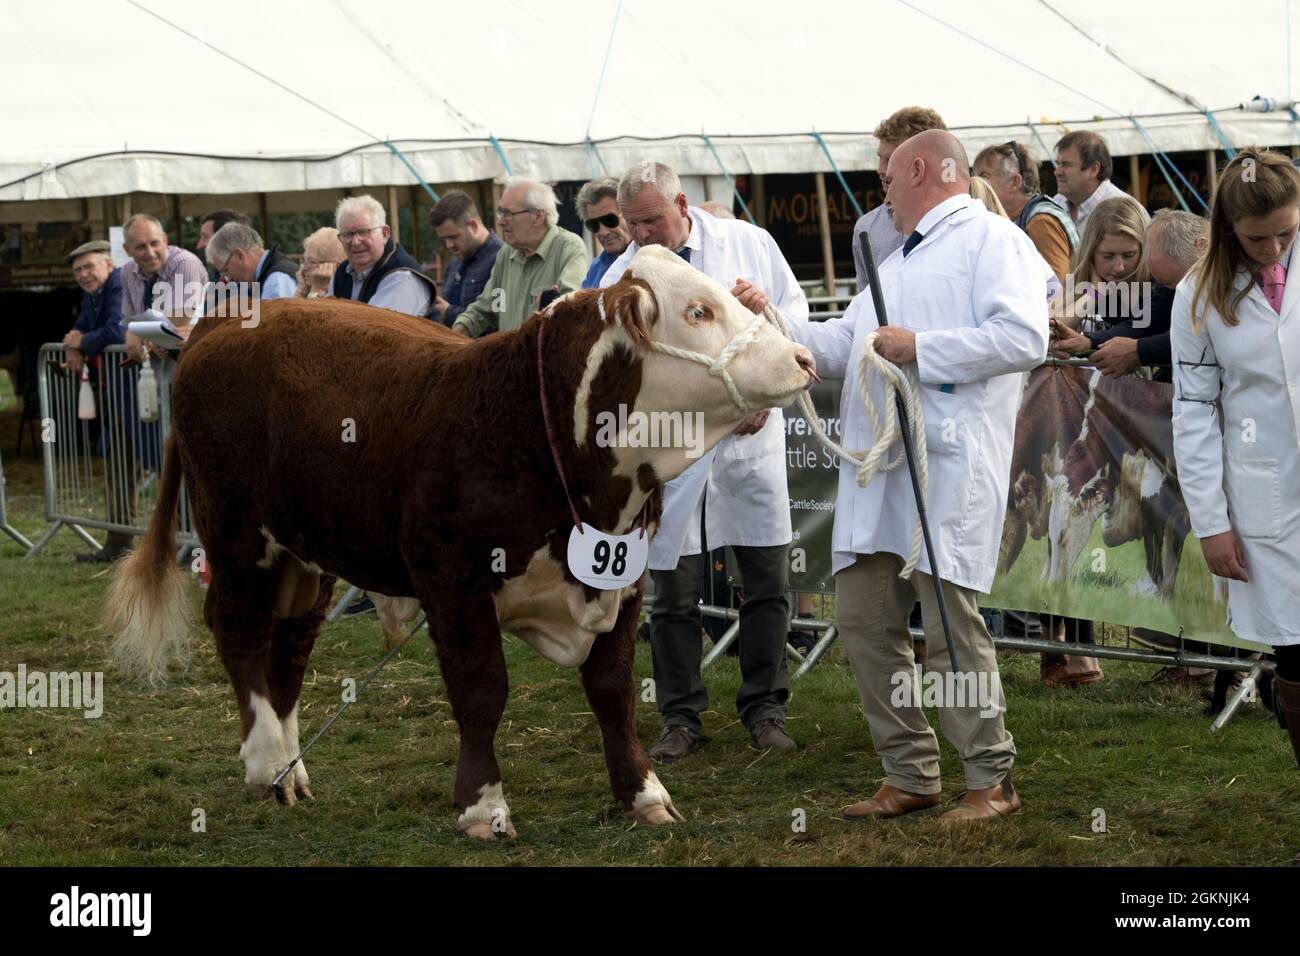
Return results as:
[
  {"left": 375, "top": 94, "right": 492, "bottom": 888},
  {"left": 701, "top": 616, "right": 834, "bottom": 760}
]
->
[{"left": 793, "top": 129, "right": 1051, "bottom": 824}]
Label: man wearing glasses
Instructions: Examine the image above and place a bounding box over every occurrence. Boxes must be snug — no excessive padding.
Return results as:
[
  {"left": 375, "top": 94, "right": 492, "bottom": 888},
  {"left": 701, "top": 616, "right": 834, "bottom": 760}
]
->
[
  {"left": 330, "top": 194, "right": 436, "bottom": 318},
  {"left": 575, "top": 176, "right": 633, "bottom": 289},
  {"left": 205, "top": 223, "right": 299, "bottom": 300},
  {"left": 451, "top": 178, "right": 588, "bottom": 338},
  {"left": 973, "top": 141, "right": 1078, "bottom": 284}
]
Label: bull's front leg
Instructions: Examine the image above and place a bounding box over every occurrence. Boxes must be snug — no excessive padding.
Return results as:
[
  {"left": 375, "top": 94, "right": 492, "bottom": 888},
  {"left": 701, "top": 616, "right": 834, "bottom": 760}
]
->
[
  {"left": 580, "top": 588, "right": 684, "bottom": 826},
  {"left": 427, "top": 596, "right": 515, "bottom": 840}
]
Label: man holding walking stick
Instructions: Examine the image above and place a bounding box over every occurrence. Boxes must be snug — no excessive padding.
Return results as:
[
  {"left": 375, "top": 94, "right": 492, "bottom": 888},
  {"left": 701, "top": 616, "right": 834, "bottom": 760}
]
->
[{"left": 793, "top": 130, "right": 1051, "bottom": 823}]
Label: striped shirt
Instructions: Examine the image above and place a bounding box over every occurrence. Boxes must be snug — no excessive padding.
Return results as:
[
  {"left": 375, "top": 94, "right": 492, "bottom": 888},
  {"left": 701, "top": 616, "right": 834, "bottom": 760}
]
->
[{"left": 120, "top": 245, "right": 209, "bottom": 317}]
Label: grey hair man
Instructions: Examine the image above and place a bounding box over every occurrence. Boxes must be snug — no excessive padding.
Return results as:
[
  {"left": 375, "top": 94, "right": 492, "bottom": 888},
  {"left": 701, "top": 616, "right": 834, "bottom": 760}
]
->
[
  {"left": 452, "top": 178, "right": 588, "bottom": 337},
  {"left": 330, "top": 194, "right": 436, "bottom": 318},
  {"left": 576, "top": 176, "right": 632, "bottom": 289},
  {"left": 600, "top": 159, "right": 811, "bottom": 759},
  {"left": 206, "top": 222, "right": 299, "bottom": 300}
]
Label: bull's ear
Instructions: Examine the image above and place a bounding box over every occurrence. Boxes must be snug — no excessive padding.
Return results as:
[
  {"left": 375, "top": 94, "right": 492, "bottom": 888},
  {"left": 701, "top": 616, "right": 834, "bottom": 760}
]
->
[{"left": 608, "top": 279, "right": 657, "bottom": 347}]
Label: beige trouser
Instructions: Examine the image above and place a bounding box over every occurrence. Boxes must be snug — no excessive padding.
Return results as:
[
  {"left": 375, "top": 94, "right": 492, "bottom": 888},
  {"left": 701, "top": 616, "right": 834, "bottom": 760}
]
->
[{"left": 836, "top": 552, "right": 1016, "bottom": 794}]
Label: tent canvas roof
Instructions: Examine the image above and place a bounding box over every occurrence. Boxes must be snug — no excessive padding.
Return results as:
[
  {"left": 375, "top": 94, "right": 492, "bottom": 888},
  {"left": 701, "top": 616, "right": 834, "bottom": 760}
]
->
[{"left": 4, "top": 0, "right": 1297, "bottom": 200}]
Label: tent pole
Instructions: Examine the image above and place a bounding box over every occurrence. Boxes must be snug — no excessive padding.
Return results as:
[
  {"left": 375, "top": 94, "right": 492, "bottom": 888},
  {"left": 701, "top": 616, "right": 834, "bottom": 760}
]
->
[
  {"left": 1128, "top": 155, "right": 1145, "bottom": 206},
  {"left": 258, "top": 193, "right": 269, "bottom": 239},
  {"left": 409, "top": 184, "right": 422, "bottom": 262},
  {"left": 814, "top": 172, "right": 837, "bottom": 298},
  {"left": 1205, "top": 151, "right": 1218, "bottom": 198},
  {"left": 751, "top": 174, "right": 766, "bottom": 227},
  {"left": 388, "top": 185, "right": 400, "bottom": 245}
]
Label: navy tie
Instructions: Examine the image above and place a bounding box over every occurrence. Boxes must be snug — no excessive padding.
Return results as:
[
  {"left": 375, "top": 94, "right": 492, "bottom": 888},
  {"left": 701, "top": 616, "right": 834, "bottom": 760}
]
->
[
  {"left": 902, "top": 230, "right": 924, "bottom": 257},
  {"left": 676, "top": 247, "right": 692, "bottom": 264}
]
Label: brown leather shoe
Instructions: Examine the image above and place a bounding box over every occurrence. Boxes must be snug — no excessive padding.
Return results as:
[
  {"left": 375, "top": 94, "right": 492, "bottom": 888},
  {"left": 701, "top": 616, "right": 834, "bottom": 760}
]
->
[
  {"left": 647, "top": 724, "right": 699, "bottom": 763},
  {"left": 940, "top": 775, "right": 1021, "bottom": 823},
  {"left": 1042, "top": 654, "right": 1103, "bottom": 687},
  {"left": 842, "top": 784, "right": 942, "bottom": 820},
  {"left": 750, "top": 718, "right": 797, "bottom": 752}
]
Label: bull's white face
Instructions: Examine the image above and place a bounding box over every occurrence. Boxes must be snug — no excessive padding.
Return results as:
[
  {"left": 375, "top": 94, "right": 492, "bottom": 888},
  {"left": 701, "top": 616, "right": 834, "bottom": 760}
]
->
[
  {"left": 619, "top": 245, "right": 815, "bottom": 424},
  {"left": 1045, "top": 470, "right": 1108, "bottom": 582}
]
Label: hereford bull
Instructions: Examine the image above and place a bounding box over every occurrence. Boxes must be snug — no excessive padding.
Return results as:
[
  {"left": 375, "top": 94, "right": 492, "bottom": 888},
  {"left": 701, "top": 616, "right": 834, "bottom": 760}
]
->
[
  {"left": 105, "top": 245, "right": 816, "bottom": 839},
  {"left": 1044, "top": 372, "right": 1190, "bottom": 597}
]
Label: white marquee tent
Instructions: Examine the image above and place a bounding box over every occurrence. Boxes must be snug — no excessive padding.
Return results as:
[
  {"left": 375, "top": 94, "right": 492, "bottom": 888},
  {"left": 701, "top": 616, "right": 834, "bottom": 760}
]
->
[{"left": 3, "top": 0, "right": 1299, "bottom": 202}]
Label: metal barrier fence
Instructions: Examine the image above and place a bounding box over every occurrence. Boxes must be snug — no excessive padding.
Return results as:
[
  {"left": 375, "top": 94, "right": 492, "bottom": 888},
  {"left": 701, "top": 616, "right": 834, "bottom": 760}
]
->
[
  {"left": 26, "top": 343, "right": 197, "bottom": 558},
  {"left": 23, "top": 340, "right": 1272, "bottom": 728},
  {"left": 1, "top": 446, "right": 34, "bottom": 551}
]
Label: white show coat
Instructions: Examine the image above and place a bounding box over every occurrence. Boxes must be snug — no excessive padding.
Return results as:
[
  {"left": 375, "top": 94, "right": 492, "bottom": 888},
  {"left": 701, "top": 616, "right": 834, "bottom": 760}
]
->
[
  {"left": 600, "top": 207, "right": 809, "bottom": 570},
  {"left": 1170, "top": 262, "right": 1300, "bottom": 646},
  {"left": 794, "top": 194, "right": 1051, "bottom": 594}
]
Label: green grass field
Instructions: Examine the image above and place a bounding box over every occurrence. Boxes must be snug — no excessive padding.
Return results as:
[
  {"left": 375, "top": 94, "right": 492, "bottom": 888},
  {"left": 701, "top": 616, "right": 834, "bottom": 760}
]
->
[{"left": 1, "top": 375, "right": 1297, "bottom": 866}]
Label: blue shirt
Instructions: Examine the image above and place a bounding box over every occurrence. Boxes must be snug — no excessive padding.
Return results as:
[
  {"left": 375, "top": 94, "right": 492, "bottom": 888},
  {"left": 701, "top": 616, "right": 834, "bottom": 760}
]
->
[
  {"left": 582, "top": 249, "right": 619, "bottom": 289},
  {"left": 441, "top": 232, "right": 503, "bottom": 326},
  {"left": 255, "top": 250, "right": 299, "bottom": 300},
  {"left": 74, "top": 267, "right": 125, "bottom": 358}
]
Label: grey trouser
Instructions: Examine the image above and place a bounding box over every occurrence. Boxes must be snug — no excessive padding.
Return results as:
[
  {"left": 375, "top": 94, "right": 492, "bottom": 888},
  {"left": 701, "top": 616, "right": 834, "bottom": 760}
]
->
[
  {"left": 650, "top": 544, "right": 790, "bottom": 732},
  {"left": 836, "top": 552, "right": 1015, "bottom": 793}
]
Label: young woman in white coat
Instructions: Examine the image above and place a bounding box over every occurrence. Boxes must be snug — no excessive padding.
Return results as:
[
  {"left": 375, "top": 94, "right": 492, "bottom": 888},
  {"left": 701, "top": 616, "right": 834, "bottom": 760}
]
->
[{"left": 1171, "top": 146, "right": 1300, "bottom": 767}]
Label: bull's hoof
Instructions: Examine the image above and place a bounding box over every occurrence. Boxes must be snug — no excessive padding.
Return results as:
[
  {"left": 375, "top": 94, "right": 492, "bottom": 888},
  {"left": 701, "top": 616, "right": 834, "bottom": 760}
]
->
[
  {"left": 460, "top": 819, "right": 517, "bottom": 841},
  {"left": 627, "top": 802, "right": 685, "bottom": 825},
  {"left": 627, "top": 770, "right": 685, "bottom": 825}
]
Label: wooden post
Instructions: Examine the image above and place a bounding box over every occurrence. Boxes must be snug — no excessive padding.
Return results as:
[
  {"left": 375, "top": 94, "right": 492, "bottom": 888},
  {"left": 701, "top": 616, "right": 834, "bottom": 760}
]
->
[
  {"left": 258, "top": 192, "right": 270, "bottom": 240},
  {"left": 751, "top": 174, "right": 767, "bottom": 227},
  {"left": 1205, "top": 150, "right": 1218, "bottom": 199},
  {"left": 121, "top": 193, "right": 132, "bottom": 221},
  {"left": 814, "top": 172, "right": 836, "bottom": 296},
  {"left": 388, "top": 185, "right": 400, "bottom": 244},
  {"left": 1128, "top": 154, "right": 1145, "bottom": 206},
  {"left": 409, "top": 184, "right": 422, "bottom": 261}
]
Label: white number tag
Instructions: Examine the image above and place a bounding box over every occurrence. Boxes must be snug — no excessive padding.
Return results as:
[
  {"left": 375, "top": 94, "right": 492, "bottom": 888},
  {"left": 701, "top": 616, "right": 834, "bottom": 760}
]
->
[{"left": 566, "top": 525, "right": 648, "bottom": 590}]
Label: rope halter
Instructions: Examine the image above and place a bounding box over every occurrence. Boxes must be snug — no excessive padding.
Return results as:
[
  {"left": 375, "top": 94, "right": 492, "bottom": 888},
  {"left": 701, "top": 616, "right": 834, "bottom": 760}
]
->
[{"left": 598, "top": 290, "right": 774, "bottom": 414}]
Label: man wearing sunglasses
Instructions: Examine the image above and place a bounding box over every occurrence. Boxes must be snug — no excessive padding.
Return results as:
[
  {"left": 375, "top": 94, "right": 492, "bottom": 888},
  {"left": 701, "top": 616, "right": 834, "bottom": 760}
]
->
[
  {"left": 452, "top": 178, "right": 588, "bottom": 338},
  {"left": 575, "top": 177, "right": 633, "bottom": 289}
]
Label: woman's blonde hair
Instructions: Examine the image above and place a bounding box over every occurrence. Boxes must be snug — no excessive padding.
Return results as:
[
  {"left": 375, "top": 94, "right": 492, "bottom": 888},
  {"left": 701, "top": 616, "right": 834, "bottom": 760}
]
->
[
  {"left": 1069, "top": 195, "right": 1150, "bottom": 284},
  {"left": 1053, "top": 195, "right": 1150, "bottom": 327},
  {"left": 297, "top": 227, "right": 347, "bottom": 296},
  {"left": 969, "top": 177, "right": 1009, "bottom": 218},
  {"left": 1190, "top": 146, "right": 1300, "bottom": 331}
]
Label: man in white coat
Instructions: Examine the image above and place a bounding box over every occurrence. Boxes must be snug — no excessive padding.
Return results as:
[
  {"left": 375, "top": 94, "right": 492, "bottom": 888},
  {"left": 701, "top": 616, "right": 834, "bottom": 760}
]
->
[
  {"left": 601, "top": 161, "right": 810, "bottom": 760},
  {"left": 794, "top": 130, "right": 1050, "bottom": 822}
]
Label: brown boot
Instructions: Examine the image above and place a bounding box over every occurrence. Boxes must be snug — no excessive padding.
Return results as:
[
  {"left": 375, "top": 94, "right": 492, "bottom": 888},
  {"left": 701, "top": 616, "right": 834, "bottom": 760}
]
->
[
  {"left": 749, "top": 718, "right": 797, "bottom": 752},
  {"left": 1041, "top": 619, "right": 1102, "bottom": 687},
  {"left": 647, "top": 724, "right": 700, "bottom": 763},
  {"left": 941, "top": 774, "right": 1022, "bottom": 823},
  {"left": 1274, "top": 675, "right": 1300, "bottom": 770},
  {"left": 843, "top": 783, "right": 942, "bottom": 820}
]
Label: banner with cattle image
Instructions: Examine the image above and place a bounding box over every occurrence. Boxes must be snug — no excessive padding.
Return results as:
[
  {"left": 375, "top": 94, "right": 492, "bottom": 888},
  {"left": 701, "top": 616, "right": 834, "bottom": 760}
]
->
[{"left": 780, "top": 367, "right": 1264, "bottom": 653}]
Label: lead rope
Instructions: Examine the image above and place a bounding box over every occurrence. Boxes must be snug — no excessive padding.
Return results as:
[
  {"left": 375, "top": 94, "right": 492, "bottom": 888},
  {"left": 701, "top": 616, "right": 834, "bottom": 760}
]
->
[{"left": 762, "top": 303, "right": 929, "bottom": 579}]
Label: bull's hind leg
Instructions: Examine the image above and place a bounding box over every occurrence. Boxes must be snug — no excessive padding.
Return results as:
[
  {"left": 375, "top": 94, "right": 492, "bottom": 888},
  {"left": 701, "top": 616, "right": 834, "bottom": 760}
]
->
[
  {"left": 580, "top": 589, "right": 683, "bottom": 826},
  {"left": 265, "top": 572, "right": 336, "bottom": 805},
  {"left": 205, "top": 564, "right": 287, "bottom": 801},
  {"left": 425, "top": 595, "right": 515, "bottom": 840}
]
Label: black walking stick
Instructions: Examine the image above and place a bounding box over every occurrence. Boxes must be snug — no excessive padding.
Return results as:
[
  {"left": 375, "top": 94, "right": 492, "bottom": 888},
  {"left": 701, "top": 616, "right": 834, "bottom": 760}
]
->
[{"left": 857, "top": 232, "right": 961, "bottom": 674}]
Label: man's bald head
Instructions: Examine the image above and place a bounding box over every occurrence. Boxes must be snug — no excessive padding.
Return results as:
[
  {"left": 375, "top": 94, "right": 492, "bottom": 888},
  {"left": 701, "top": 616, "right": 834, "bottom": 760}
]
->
[{"left": 885, "top": 129, "right": 972, "bottom": 235}]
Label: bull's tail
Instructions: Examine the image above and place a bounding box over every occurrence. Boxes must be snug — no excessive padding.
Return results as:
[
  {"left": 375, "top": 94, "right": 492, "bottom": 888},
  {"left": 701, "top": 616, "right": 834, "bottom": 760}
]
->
[{"left": 105, "top": 436, "right": 192, "bottom": 683}]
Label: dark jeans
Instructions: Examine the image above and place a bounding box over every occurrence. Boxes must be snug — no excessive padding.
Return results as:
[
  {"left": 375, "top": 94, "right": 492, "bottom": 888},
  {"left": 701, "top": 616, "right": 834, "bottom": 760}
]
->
[{"left": 650, "top": 544, "right": 791, "bottom": 733}]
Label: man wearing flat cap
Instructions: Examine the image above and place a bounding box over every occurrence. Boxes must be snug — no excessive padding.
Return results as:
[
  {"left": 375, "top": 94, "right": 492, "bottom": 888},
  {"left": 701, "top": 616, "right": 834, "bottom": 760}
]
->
[{"left": 61, "top": 239, "right": 136, "bottom": 562}]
